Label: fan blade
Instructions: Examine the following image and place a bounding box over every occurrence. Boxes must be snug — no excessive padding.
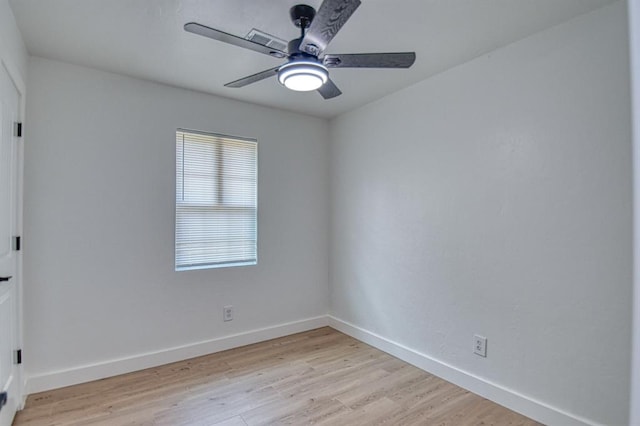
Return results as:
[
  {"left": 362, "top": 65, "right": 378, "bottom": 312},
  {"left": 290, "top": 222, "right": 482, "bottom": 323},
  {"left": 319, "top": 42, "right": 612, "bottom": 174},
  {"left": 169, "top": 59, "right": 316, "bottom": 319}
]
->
[
  {"left": 300, "top": 0, "right": 361, "bottom": 56},
  {"left": 318, "top": 78, "right": 342, "bottom": 99},
  {"left": 184, "top": 22, "right": 287, "bottom": 59},
  {"left": 323, "top": 52, "right": 416, "bottom": 68},
  {"left": 225, "top": 66, "right": 281, "bottom": 88}
]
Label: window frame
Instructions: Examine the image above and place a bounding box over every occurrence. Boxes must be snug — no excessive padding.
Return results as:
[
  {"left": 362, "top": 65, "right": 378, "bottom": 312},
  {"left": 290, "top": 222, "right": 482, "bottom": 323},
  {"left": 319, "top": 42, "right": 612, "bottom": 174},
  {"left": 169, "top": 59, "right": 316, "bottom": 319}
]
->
[{"left": 175, "top": 128, "right": 258, "bottom": 271}]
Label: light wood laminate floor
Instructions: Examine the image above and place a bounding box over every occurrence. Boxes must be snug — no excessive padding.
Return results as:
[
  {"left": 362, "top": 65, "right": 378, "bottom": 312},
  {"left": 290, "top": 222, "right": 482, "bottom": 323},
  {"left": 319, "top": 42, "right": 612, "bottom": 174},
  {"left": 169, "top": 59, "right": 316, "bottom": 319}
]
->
[{"left": 14, "top": 327, "right": 541, "bottom": 425}]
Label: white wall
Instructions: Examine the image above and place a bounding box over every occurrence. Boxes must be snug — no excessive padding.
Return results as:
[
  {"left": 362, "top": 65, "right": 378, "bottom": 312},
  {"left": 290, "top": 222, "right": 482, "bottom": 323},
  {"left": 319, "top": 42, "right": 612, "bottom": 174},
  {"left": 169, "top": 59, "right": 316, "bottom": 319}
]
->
[
  {"left": 329, "top": 2, "right": 631, "bottom": 425},
  {"left": 628, "top": 1, "right": 640, "bottom": 424},
  {"left": 23, "top": 57, "right": 330, "bottom": 388},
  {"left": 0, "top": 0, "right": 28, "bottom": 83}
]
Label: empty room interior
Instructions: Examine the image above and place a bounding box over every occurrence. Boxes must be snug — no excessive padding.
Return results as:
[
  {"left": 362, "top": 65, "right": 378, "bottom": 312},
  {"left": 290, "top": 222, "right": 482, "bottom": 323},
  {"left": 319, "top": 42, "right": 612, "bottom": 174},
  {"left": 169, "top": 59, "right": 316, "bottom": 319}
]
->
[{"left": 1, "top": 0, "right": 640, "bottom": 425}]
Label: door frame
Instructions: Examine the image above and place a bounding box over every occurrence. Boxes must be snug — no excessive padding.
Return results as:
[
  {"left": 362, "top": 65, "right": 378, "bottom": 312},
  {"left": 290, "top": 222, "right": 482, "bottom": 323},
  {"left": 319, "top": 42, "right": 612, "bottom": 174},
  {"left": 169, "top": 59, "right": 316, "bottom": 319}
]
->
[{"left": 0, "top": 51, "right": 25, "bottom": 412}]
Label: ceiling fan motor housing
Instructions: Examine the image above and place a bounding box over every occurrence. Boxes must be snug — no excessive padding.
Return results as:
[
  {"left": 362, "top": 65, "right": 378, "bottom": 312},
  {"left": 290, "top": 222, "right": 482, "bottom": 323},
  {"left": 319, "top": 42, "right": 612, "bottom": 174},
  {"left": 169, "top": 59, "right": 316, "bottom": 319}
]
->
[{"left": 288, "top": 38, "right": 314, "bottom": 58}]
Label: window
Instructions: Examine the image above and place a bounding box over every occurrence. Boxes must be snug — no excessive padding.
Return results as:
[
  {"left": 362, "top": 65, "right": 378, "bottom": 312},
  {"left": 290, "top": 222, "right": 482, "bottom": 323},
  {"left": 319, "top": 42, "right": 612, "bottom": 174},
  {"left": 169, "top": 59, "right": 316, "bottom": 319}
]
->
[{"left": 176, "top": 129, "right": 257, "bottom": 270}]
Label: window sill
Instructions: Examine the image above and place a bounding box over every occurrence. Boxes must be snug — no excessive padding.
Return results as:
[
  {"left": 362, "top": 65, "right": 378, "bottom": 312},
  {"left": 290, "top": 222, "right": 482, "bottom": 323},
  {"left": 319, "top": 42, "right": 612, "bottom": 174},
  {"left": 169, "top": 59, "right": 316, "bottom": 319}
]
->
[{"left": 175, "top": 261, "right": 257, "bottom": 272}]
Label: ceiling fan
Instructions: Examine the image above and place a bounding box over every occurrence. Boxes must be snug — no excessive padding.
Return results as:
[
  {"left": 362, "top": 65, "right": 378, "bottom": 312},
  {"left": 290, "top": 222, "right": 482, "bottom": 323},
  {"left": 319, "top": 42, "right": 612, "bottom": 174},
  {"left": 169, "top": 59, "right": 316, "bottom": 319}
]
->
[{"left": 184, "top": 0, "right": 416, "bottom": 99}]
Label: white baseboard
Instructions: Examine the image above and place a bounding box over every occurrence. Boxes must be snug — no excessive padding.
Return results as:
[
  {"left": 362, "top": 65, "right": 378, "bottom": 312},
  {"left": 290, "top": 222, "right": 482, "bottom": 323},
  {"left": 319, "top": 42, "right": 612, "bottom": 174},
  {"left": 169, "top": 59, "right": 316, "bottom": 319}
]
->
[
  {"left": 328, "top": 315, "right": 599, "bottom": 426},
  {"left": 25, "top": 316, "right": 328, "bottom": 395}
]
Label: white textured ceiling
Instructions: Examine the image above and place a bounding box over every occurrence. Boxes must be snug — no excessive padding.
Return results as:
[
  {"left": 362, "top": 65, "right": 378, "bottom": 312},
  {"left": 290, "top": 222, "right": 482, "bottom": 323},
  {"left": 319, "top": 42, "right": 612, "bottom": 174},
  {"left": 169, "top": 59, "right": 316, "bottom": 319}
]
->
[{"left": 10, "top": 0, "right": 617, "bottom": 118}]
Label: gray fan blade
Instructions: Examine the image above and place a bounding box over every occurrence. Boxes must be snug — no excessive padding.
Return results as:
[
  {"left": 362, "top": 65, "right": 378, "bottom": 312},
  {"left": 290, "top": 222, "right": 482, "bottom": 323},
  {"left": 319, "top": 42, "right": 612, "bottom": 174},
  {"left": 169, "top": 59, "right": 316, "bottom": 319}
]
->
[
  {"left": 184, "top": 22, "right": 287, "bottom": 59},
  {"left": 225, "top": 66, "right": 281, "bottom": 88},
  {"left": 300, "top": 0, "right": 361, "bottom": 56},
  {"left": 318, "top": 78, "right": 342, "bottom": 99},
  {"left": 323, "top": 52, "right": 416, "bottom": 68}
]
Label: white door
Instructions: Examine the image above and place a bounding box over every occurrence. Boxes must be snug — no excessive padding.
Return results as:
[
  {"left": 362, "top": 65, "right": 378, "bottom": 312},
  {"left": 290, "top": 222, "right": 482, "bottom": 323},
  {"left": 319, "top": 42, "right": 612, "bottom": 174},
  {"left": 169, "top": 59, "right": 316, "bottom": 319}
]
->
[{"left": 0, "top": 61, "right": 21, "bottom": 426}]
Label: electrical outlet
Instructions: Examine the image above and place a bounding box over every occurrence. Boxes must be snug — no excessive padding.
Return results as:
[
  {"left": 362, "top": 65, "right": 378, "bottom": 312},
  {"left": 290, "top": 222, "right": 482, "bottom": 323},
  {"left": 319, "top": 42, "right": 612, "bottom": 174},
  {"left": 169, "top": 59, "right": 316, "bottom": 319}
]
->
[
  {"left": 473, "top": 334, "right": 487, "bottom": 357},
  {"left": 223, "top": 305, "right": 233, "bottom": 322}
]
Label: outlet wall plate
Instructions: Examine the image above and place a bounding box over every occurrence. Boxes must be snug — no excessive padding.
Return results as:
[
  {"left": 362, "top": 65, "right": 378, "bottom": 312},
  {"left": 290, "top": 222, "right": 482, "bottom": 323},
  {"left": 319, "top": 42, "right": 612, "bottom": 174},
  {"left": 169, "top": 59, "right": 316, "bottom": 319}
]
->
[
  {"left": 474, "top": 334, "right": 487, "bottom": 357},
  {"left": 223, "top": 305, "right": 233, "bottom": 322}
]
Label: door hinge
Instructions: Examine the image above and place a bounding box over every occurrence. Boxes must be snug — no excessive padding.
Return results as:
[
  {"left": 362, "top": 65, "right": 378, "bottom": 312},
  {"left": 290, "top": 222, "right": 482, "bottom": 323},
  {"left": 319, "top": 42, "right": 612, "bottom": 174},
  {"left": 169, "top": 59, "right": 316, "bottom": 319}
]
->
[
  {"left": 13, "top": 236, "right": 20, "bottom": 251},
  {"left": 14, "top": 349, "right": 22, "bottom": 365},
  {"left": 13, "top": 122, "right": 22, "bottom": 138}
]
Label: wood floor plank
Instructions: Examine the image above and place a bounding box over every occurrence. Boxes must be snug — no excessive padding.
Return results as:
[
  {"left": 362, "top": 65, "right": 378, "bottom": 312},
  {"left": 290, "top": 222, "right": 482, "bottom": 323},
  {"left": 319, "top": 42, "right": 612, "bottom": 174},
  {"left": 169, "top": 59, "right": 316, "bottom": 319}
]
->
[{"left": 14, "top": 327, "right": 542, "bottom": 426}]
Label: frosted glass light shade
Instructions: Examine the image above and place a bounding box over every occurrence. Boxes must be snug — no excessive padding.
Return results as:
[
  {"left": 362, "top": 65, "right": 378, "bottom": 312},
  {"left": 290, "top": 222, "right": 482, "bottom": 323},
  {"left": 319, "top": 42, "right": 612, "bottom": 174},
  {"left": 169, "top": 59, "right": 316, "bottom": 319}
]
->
[{"left": 278, "top": 61, "right": 328, "bottom": 91}]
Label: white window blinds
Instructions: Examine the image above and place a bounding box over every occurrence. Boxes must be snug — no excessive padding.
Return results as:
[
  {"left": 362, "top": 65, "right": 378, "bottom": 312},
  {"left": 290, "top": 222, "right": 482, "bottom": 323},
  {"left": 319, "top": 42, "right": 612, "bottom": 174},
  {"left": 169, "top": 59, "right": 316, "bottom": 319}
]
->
[{"left": 176, "top": 129, "right": 257, "bottom": 270}]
